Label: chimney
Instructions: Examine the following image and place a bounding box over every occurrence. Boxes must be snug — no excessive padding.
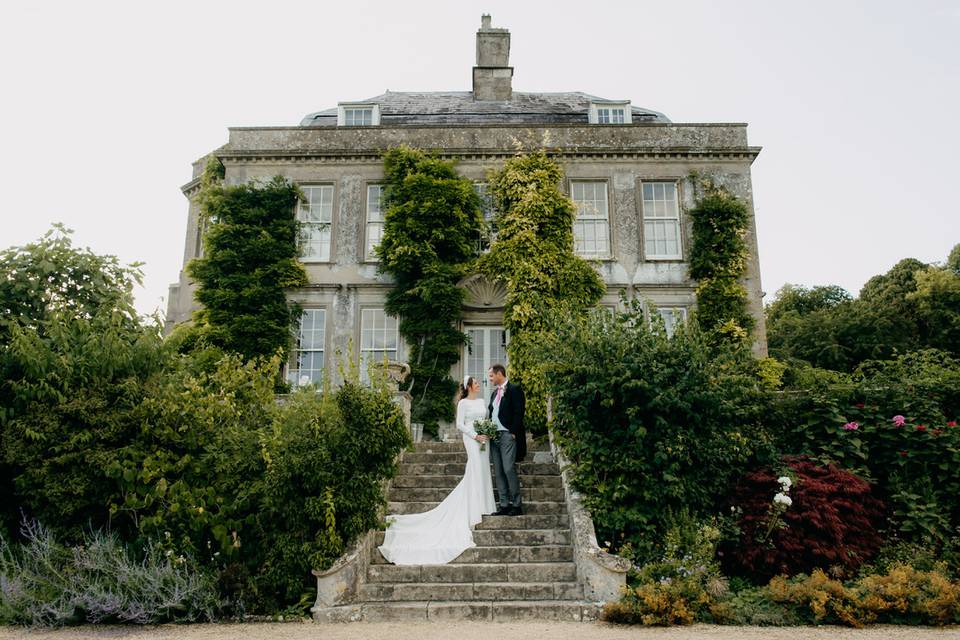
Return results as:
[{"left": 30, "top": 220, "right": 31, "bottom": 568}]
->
[{"left": 472, "top": 14, "right": 512, "bottom": 101}]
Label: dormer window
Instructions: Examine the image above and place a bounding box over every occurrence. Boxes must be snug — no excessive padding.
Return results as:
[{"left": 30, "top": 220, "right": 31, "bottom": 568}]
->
[
  {"left": 589, "top": 101, "right": 632, "bottom": 125},
  {"left": 337, "top": 103, "right": 380, "bottom": 126}
]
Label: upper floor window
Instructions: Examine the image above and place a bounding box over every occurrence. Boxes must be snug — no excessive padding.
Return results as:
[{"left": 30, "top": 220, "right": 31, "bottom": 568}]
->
[
  {"left": 337, "top": 103, "right": 380, "bottom": 126},
  {"left": 365, "top": 185, "right": 385, "bottom": 261},
  {"left": 360, "top": 308, "right": 399, "bottom": 382},
  {"left": 641, "top": 182, "right": 682, "bottom": 260},
  {"left": 571, "top": 181, "right": 610, "bottom": 258},
  {"left": 288, "top": 308, "right": 325, "bottom": 387},
  {"left": 589, "top": 101, "right": 632, "bottom": 125},
  {"left": 473, "top": 182, "right": 498, "bottom": 253},
  {"left": 298, "top": 185, "right": 334, "bottom": 262}
]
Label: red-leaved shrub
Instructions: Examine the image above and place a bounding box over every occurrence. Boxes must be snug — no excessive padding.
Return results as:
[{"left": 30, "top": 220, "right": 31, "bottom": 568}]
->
[{"left": 720, "top": 456, "right": 885, "bottom": 582}]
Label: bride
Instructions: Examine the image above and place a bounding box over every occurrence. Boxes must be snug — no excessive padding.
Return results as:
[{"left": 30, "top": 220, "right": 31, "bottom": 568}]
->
[{"left": 378, "top": 375, "right": 497, "bottom": 565}]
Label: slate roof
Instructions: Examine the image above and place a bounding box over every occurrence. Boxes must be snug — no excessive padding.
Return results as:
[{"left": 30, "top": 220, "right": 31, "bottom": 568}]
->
[{"left": 299, "top": 91, "right": 670, "bottom": 126}]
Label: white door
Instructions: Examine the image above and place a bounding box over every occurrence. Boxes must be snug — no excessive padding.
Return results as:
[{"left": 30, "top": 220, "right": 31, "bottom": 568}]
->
[{"left": 463, "top": 326, "right": 509, "bottom": 403}]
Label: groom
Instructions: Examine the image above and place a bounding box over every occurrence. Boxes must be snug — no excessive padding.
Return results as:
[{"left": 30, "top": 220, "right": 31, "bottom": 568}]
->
[{"left": 487, "top": 364, "right": 526, "bottom": 516}]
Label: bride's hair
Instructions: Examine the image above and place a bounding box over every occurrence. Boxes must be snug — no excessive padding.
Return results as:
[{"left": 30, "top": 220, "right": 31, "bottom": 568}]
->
[{"left": 456, "top": 375, "right": 475, "bottom": 403}]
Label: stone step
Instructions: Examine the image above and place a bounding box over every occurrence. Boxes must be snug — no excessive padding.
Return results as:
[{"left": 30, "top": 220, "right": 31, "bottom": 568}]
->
[
  {"left": 392, "top": 474, "right": 562, "bottom": 488},
  {"left": 374, "top": 529, "right": 571, "bottom": 549},
  {"left": 388, "top": 500, "right": 566, "bottom": 516},
  {"left": 367, "top": 562, "right": 577, "bottom": 584},
  {"left": 360, "top": 581, "right": 583, "bottom": 602},
  {"left": 475, "top": 514, "right": 568, "bottom": 529},
  {"left": 398, "top": 461, "right": 560, "bottom": 476},
  {"left": 370, "top": 544, "right": 574, "bottom": 565},
  {"left": 389, "top": 486, "right": 564, "bottom": 503},
  {"left": 315, "top": 600, "right": 601, "bottom": 623},
  {"left": 412, "top": 441, "right": 550, "bottom": 454}
]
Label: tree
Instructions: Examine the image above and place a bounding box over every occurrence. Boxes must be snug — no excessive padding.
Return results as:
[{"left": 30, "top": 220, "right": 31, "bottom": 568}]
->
[
  {"left": 377, "top": 146, "right": 483, "bottom": 434},
  {"left": 477, "top": 151, "right": 605, "bottom": 432},
  {"left": 186, "top": 160, "right": 307, "bottom": 364}
]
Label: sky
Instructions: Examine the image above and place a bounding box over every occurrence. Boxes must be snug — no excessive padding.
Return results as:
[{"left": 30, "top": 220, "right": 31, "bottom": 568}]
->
[{"left": 1, "top": 0, "right": 958, "bottom": 318}]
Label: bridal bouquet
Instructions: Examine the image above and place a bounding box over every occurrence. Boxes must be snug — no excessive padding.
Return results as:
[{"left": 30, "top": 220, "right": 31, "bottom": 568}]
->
[{"left": 473, "top": 419, "right": 500, "bottom": 452}]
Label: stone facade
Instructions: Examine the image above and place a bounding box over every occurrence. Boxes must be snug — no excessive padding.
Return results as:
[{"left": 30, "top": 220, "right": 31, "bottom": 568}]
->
[{"left": 166, "top": 16, "right": 767, "bottom": 400}]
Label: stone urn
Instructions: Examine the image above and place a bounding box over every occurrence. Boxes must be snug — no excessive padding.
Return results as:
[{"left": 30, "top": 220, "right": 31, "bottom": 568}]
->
[{"left": 370, "top": 360, "right": 411, "bottom": 392}]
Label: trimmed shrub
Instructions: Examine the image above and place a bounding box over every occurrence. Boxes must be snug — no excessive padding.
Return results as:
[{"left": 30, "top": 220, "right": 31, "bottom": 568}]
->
[{"left": 721, "top": 456, "right": 885, "bottom": 582}]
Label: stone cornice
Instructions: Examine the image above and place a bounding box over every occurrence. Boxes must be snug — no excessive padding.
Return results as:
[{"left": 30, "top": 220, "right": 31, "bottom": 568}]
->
[{"left": 214, "top": 147, "right": 761, "bottom": 164}]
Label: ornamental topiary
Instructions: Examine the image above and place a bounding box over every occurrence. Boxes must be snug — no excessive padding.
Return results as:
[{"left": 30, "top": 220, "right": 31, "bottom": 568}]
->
[{"left": 720, "top": 456, "right": 885, "bottom": 582}]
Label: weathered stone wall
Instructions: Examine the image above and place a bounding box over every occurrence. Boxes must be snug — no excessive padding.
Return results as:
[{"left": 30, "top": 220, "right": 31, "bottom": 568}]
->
[{"left": 165, "top": 120, "right": 767, "bottom": 369}]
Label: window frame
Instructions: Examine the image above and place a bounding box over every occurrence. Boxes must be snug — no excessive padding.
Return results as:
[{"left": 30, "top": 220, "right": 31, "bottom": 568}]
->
[
  {"left": 588, "top": 101, "right": 632, "bottom": 125},
  {"left": 296, "top": 183, "right": 336, "bottom": 263},
  {"left": 357, "top": 307, "right": 401, "bottom": 383},
  {"left": 287, "top": 307, "right": 329, "bottom": 388},
  {"left": 337, "top": 103, "right": 381, "bottom": 126},
  {"left": 569, "top": 178, "right": 613, "bottom": 259},
  {"left": 651, "top": 305, "right": 688, "bottom": 338},
  {"left": 639, "top": 179, "right": 685, "bottom": 261},
  {"left": 473, "top": 181, "right": 498, "bottom": 254},
  {"left": 363, "top": 183, "right": 386, "bottom": 262}
]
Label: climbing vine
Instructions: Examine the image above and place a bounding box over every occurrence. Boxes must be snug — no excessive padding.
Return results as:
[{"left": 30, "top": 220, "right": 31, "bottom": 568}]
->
[
  {"left": 478, "top": 151, "right": 605, "bottom": 433},
  {"left": 186, "top": 157, "right": 308, "bottom": 364},
  {"left": 377, "top": 146, "right": 483, "bottom": 435},
  {"left": 687, "top": 174, "right": 754, "bottom": 344}
]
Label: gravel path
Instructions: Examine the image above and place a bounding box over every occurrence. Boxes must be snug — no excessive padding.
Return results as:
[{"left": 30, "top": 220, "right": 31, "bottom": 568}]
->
[{"left": 2, "top": 623, "right": 959, "bottom": 640}]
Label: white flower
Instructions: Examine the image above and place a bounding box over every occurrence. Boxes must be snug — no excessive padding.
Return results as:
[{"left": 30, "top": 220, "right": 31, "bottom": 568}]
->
[
  {"left": 777, "top": 476, "right": 792, "bottom": 490},
  {"left": 773, "top": 493, "right": 792, "bottom": 506}
]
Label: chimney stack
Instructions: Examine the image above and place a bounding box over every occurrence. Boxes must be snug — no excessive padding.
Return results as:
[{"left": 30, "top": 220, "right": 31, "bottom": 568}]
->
[{"left": 472, "top": 14, "right": 512, "bottom": 101}]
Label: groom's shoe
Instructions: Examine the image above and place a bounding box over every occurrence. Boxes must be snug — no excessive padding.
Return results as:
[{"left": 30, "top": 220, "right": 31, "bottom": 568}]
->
[
  {"left": 506, "top": 505, "right": 523, "bottom": 516},
  {"left": 494, "top": 506, "right": 511, "bottom": 516}
]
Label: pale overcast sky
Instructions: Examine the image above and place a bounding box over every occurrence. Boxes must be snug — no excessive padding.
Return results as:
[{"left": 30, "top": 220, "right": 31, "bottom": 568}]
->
[{"left": 1, "top": 0, "right": 957, "bottom": 318}]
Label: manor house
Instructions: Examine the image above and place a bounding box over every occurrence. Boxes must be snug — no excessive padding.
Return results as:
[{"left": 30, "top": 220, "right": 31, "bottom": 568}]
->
[{"left": 165, "top": 15, "right": 767, "bottom": 400}]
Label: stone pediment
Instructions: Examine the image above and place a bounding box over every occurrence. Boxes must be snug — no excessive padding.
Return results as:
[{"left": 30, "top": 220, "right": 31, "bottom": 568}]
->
[{"left": 459, "top": 274, "right": 507, "bottom": 310}]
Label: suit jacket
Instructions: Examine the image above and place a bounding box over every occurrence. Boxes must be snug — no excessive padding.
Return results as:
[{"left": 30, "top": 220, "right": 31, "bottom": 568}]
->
[{"left": 489, "top": 381, "right": 527, "bottom": 462}]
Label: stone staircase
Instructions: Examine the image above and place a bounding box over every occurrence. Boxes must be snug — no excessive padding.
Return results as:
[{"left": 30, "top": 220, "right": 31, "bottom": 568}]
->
[{"left": 329, "top": 440, "right": 600, "bottom": 621}]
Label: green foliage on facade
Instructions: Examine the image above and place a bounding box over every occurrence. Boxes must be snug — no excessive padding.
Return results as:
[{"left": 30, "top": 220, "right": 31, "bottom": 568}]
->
[
  {"left": 186, "top": 158, "right": 308, "bottom": 364},
  {"left": 377, "top": 146, "right": 483, "bottom": 434},
  {"left": 688, "top": 177, "right": 753, "bottom": 343},
  {"left": 477, "top": 151, "right": 605, "bottom": 432}
]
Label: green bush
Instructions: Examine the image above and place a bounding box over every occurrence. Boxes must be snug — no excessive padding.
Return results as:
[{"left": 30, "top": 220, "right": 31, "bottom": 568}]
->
[
  {"left": 540, "top": 300, "right": 774, "bottom": 557},
  {"left": 773, "top": 350, "right": 960, "bottom": 542}
]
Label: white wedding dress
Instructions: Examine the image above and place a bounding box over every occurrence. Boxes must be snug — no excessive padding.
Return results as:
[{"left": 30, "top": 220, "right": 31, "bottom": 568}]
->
[{"left": 378, "top": 397, "right": 496, "bottom": 565}]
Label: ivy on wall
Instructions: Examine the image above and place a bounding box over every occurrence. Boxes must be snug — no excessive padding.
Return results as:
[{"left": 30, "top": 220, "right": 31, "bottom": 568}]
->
[
  {"left": 186, "top": 157, "right": 308, "bottom": 364},
  {"left": 477, "top": 151, "right": 605, "bottom": 433},
  {"left": 377, "top": 146, "right": 483, "bottom": 435},
  {"left": 687, "top": 175, "right": 754, "bottom": 344}
]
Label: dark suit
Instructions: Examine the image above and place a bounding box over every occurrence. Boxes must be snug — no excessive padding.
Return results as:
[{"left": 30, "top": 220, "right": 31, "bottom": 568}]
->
[{"left": 488, "top": 381, "right": 526, "bottom": 509}]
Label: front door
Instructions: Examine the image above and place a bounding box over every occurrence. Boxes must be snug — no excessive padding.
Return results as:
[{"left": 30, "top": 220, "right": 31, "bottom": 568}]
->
[{"left": 463, "top": 325, "right": 508, "bottom": 403}]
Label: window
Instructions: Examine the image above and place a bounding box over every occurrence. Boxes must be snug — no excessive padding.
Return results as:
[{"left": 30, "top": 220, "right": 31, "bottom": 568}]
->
[
  {"left": 298, "top": 185, "right": 334, "bottom": 261},
  {"left": 473, "top": 182, "right": 498, "bottom": 253},
  {"left": 571, "top": 181, "right": 610, "bottom": 257},
  {"left": 642, "top": 182, "right": 683, "bottom": 259},
  {"left": 365, "top": 185, "right": 385, "bottom": 260},
  {"left": 589, "top": 101, "right": 632, "bottom": 124},
  {"left": 360, "top": 308, "right": 399, "bottom": 381},
  {"left": 288, "top": 309, "right": 325, "bottom": 386},
  {"left": 337, "top": 103, "right": 380, "bottom": 126},
  {"left": 653, "top": 306, "right": 687, "bottom": 338}
]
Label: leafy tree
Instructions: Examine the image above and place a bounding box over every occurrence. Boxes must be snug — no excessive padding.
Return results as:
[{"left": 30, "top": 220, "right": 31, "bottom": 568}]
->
[
  {"left": 687, "top": 178, "right": 754, "bottom": 344},
  {"left": 376, "top": 146, "right": 483, "bottom": 434},
  {"left": 477, "top": 151, "right": 605, "bottom": 433},
  {"left": 186, "top": 160, "right": 307, "bottom": 364}
]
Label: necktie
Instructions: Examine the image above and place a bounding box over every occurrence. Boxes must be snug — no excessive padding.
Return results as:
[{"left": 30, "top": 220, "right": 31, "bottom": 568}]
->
[{"left": 496, "top": 385, "right": 503, "bottom": 402}]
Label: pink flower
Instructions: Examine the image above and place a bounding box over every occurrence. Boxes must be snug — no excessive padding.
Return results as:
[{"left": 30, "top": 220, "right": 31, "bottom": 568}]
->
[
  {"left": 933, "top": 429, "right": 944, "bottom": 437},
  {"left": 899, "top": 450, "right": 909, "bottom": 457},
  {"left": 892, "top": 415, "right": 906, "bottom": 427},
  {"left": 855, "top": 403, "right": 865, "bottom": 409},
  {"left": 948, "top": 421, "right": 957, "bottom": 427},
  {"left": 843, "top": 422, "right": 859, "bottom": 431},
  {"left": 915, "top": 424, "right": 927, "bottom": 432}
]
